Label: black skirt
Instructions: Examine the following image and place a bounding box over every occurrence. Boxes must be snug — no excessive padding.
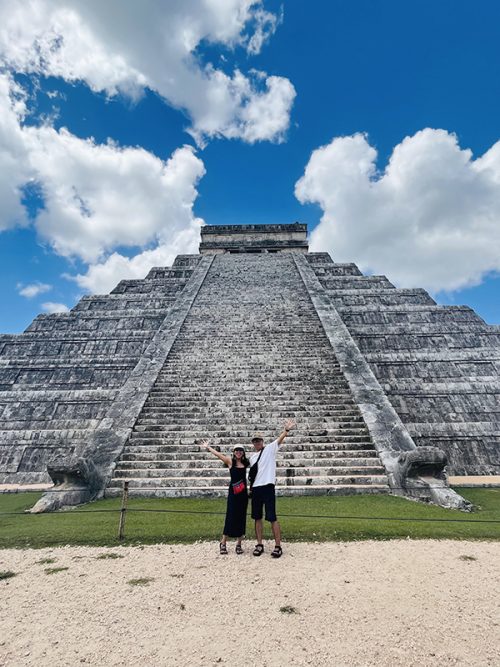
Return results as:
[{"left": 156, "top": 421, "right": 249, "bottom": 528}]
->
[{"left": 223, "top": 465, "right": 248, "bottom": 537}]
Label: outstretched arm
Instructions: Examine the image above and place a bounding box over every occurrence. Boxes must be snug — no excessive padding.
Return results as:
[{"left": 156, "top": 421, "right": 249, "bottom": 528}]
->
[
  {"left": 200, "top": 439, "right": 232, "bottom": 467},
  {"left": 277, "top": 418, "right": 296, "bottom": 446}
]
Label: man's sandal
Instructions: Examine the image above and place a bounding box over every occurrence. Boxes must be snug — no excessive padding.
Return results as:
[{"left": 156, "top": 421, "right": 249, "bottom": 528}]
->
[
  {"left": 219, "top": 542, "right": 228, "bottom": 555},
  {"left": 271, "top": 545, "right": 283, "bottom": 559},
  {"left": 253, "top": 544, "right": 264, "bottom": 557},
  {"left": 235, "top": 544, "right": 243, "bottom": 555}
]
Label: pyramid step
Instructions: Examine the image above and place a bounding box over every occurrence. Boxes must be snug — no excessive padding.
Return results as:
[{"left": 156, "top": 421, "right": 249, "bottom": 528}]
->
[
  {"left": 120, "top": 450, "right": 379, "bottom": 462},
  {"left": 107, "top": 474, "right": 389, "bottom": 488},
  {"left": 113, "top": 464, "right": 385, "bottom": 477},
  {"left": 128, "top": 433, "right": 372, "bottom": 445},
  {"left": 104, "top": 485, "right": 390, "bottom": 499},
  {"left": 137, "top": 408, "right": 364, "bottom": 418},
  {"left": 123, "top": 441, "right": 376, "bottom": 452},
  {"left": 131, "top": 426, "right": 370, "bottom": 439}
]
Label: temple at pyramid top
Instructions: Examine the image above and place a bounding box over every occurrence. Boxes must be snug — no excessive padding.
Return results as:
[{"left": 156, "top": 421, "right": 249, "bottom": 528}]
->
[{"left": 199, "top": 222, "right": 309, "bottom": 254}]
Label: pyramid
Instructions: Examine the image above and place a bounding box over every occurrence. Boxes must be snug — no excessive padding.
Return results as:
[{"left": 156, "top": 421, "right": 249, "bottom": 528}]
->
[{"left": 1, "top": 223, "right": 498, "bottom": 511}]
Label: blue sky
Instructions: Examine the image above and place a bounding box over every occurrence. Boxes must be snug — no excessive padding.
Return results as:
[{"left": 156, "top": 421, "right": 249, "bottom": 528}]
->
[{"left": 1, "top": 0, "right": 500, "bottom": 333}]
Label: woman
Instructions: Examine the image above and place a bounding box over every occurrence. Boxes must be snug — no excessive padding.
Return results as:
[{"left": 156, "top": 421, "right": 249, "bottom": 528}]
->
[{"left": 200, "top": 440, "right": 249, "bottom": 554}]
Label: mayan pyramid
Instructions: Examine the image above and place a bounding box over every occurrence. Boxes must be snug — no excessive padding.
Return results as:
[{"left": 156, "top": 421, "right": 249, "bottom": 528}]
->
[{"left": 1, "top": 223, "right": 498, "bottom": 511}]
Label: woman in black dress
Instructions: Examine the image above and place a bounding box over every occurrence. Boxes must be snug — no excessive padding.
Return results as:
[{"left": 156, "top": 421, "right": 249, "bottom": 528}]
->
[{"left": 200, "top": 440, "right": 249, "bottom": 554}]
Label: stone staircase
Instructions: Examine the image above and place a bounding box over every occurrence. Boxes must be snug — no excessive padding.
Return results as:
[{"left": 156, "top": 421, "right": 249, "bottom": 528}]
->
[{"left": 107, "top": 253, "right": 390, "bottom": 496}]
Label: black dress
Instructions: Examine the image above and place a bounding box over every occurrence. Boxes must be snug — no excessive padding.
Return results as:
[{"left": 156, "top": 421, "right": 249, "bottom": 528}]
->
[{"left": 223, "top": 464, "right": 248, "bottom": 537}]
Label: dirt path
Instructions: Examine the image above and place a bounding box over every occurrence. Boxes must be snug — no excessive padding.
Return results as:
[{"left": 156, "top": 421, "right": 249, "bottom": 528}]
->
[{"left": 1, "top": 540, "right": 499, "bottom": 666}]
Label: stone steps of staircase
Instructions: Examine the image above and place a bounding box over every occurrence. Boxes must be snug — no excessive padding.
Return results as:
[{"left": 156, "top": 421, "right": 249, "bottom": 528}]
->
[
  {"left": 120, "top": 451, "right": 379, "bottom": 462},
  {"left": 113, "top": 463, "right": 385, "bottom": 476},
  {"left": 107, "top": 474, "right": 389, "bottom": 488},
  {"left": 135, "top": 413, "right": 365, "bottom": 424},
  {"left": 141, "top": 403, "right": 363, "bottom": 413},
  {"left": 134, "top": 422, "right": 368, "bottom": 436},
  {"left": 151, "top": 377, "right": 348, "bottom": 384},
  {"left": 136, "top": 411, "right": 364, "bottom": 424},
  {"left": 107, "top": 253, "right": 389, "bottom": 496},
  {"left": 124, "top": 442, "right": 376, "bottom": 452},
  {"left": 143, "top": 399, "right": 360, "bottom": 409},
  {"left": 105, "top": 485, "right": 390, "bottom": 498},
  {"left": 147, "top": 389, "right": 353, "bottom": 397},
  {"left": 131, "top": 423, "right": 369, "bottom": 435},
  {"left": 130, "top": 432, "right": 372, "bottom": 444}
]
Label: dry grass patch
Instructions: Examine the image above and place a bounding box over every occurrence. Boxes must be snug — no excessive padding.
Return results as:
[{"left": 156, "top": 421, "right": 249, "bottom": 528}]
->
[
  {"left": 44, "top": 566, "right": 69, "bottom": 575},
  {"left": 127, "top": 577, "right": 154, "bottom": 586},
  {"left": 95, "top": 552, "right": 124, "bottom": 560}
]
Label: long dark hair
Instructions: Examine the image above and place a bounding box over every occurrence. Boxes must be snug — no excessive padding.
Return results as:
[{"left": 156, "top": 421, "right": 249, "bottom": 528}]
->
[{"left": 232, "top": 450, "right": 250, "bottom": 468}]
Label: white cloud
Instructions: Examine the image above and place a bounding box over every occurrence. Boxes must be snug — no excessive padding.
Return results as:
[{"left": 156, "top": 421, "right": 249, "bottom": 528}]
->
[
  {"left": 74, "top": 224, "right": 201, "bottom": 294},
  {"left": 295, "top": 129, "right": 500, "bottom": 292},
  {"left": 41, "top": 301, "right": 69, "bottom": 313},
  {"left": 25, "top": 131, "right": 206, "bottom": 263},
  {"left": 17, "top": 281, "right": 52, "bottom": 298},
  {"left": 0, "top": 75, "right": 31, "bottom": 231},
  {"left": 0, "top": 72, "right": 206, "bottom": 294},
  {"left": 0, "top": 0, "right": 295, "bottom": 144}
]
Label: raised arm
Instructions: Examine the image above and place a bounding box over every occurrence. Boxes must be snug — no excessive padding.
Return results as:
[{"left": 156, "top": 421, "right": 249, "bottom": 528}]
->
[
  {"left": 276, "top": 418, "right": 296, "bottom": 446},
  {"left": 200, "top": 439, "right": 232, "bottom": 467}
]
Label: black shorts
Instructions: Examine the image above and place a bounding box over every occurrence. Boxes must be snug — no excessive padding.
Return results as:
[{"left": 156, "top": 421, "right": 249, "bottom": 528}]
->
[{"left": 251, "top": 484, "right": 277, "bottom": 522}]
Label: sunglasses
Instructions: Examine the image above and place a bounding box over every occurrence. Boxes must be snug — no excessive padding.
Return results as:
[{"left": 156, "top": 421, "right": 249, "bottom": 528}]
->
[{"left": 233, "top": 448, "right": 245, "bottom": 453}]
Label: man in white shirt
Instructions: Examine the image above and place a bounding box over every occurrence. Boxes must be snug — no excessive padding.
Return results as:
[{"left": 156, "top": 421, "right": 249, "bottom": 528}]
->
[{"left": 249, "top": 418, "right": 296, "bottom": 559}]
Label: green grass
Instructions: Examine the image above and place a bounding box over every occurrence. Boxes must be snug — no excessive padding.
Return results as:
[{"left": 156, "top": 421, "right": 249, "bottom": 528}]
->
[
  {"left": 0, "top": 489, "right": 499, "bottom": 549},
  {"left": 0, "top": 570, "right": 17, "bottom": 580}
]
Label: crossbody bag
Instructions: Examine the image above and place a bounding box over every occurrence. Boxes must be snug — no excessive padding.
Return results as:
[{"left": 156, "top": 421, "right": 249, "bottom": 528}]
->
[{"left": 248, "top": 448, "right": 264, "bottom": 498}]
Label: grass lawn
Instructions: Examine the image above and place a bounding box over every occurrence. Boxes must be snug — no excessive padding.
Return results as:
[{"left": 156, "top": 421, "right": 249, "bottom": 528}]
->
[{"left": 0, "top": 489, "right": 499, "bottom": 549}]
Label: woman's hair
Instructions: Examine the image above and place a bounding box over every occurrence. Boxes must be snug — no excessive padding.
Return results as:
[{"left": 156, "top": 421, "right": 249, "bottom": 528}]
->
[{"left": 232, "top": 451, "right": 250, "bottom": 468}]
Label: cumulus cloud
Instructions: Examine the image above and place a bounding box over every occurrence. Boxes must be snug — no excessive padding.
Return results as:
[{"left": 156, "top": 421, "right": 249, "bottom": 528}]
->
[
  {"left": 0, "top": 75, "right": 31, "bottom": 231},
  {"left": 74, "top": 224, "right": 201, "bottom": 294},
  {"left": 41, "top": 301, "right": 69, "bottom": 313},
  {"left": 17, "top": 281, "right": 52, "bottom": 298},
  {"left": 295, "top": 129, "right": 500, "bottom": 292},
  {"left": 0, "top": 72, "right": 206, "bottom": 293},
  {"left": 25, "top": 131, "right": 206, "bottom": 263},
  {"left": 0, "top": 0, "right": 295, "bottom": 144}
]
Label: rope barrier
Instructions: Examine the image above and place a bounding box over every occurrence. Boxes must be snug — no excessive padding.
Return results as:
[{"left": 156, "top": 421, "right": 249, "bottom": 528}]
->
[{"left": 1, "top": 506, "right": 499, "bottom": 524}]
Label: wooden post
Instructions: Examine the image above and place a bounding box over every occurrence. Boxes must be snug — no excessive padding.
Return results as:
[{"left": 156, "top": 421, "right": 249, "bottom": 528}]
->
[{"left": 118, "top": 480, "right": 129, "bottom": 541}]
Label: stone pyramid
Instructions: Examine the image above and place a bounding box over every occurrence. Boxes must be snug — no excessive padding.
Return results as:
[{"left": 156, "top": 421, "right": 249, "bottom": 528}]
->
[{"left": 1, "top": 223, "right": 498, "bottom": 511}]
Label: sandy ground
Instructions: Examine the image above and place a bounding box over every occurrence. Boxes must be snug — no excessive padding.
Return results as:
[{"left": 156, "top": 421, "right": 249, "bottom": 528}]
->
[{"left": 0, "top": 540, "right": 499, "bottom": 667}]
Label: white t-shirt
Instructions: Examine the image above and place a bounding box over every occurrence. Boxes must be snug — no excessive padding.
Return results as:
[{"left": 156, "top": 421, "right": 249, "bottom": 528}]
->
[{"left": 249, "top": 440, "right": 279, "bottom": 487}]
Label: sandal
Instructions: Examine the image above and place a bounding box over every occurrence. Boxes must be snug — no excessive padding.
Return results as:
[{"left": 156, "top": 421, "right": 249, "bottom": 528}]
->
[
  {"left": 235, "top": 544, "right": 243, "bottom": 555},
  {"left": 271, "top": 545, "right": 283, "bottom": 559},
  {"left": 253, "top": 544, "right": 264, "bottom": 557},
  {"left": 219, "top": 542, "right": 228, "bottom": 555}
]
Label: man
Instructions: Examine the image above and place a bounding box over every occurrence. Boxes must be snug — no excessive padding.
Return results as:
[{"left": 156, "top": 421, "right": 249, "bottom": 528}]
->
[{"left": 249, "top": 418, "right": 296, "bottom": 559}]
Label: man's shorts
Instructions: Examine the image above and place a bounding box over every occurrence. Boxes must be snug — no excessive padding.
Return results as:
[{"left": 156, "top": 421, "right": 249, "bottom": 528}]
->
[{"left": 251, "top": 484, "right": 277, "bottom": 522}]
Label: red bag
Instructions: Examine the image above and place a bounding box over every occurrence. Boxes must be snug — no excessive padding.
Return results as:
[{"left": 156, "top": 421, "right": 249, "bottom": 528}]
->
[{"left": 232, "top": 480, "right": 245, "bottom": 495}]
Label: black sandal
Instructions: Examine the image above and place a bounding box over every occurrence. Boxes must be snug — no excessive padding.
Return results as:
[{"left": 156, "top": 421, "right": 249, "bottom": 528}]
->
[
  {"left": 253, "top": 544, "right": 264, "bottom": 557},
  {"left": 235, "top": 544, "right": 243, "bottom": 555},
  {"left": 271, "top": 545, "right": 283, "bottom": 559},
  {"left": 219, "top": 542, "right": 228, "bottom": 555}
]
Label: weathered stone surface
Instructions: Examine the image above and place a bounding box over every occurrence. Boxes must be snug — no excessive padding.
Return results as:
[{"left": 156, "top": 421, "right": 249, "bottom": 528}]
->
[
  {"left": 305, "top": 253, "right": 500, "bottom": 476},
  {"left": 0, "top": 224, "right": 497, "bottom": 510},
  {"left": 107, "top": 252, "right": 390, "bottom": 499},
  {"left": 199, "top": 222, "right": 309, "bottom": 254}
]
